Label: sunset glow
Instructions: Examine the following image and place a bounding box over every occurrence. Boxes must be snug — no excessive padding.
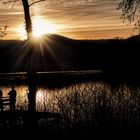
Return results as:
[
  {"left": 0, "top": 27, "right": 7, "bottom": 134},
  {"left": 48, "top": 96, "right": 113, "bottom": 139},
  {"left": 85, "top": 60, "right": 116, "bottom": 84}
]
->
[
  {"left": 32, "top": 17, "right": 56, "bottom": 38},
  {"left": 0, "top": 0, "right": 137, "bottom": 40},
  {"left": 18, "top": 17, "right": 57, "bottom": 40}
]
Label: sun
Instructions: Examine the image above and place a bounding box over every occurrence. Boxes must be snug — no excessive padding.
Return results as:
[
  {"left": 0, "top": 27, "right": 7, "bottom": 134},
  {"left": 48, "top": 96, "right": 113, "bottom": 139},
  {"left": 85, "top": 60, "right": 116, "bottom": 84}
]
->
[
  {"left": 32, "top": 17, "right": 56, "bottom": 38},
  {"left": 18, "top": 17, "right": 56, "bottom": 40}
]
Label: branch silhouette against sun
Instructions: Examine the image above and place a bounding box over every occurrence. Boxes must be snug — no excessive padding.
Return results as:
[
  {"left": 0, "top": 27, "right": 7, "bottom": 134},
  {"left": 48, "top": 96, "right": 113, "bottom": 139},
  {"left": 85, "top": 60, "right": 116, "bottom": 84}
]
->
[
  {"left": 3, "top": 0, "right": 95, "bottom": 40},
  {"left": 118, "top": 0, "right": 140, "bottom": 35},
  {"left": 0, "top": 25, "right": 8, "bottom": 39},
  {"left": 3, "top": 0, "right": 45, "bottom": 40}
]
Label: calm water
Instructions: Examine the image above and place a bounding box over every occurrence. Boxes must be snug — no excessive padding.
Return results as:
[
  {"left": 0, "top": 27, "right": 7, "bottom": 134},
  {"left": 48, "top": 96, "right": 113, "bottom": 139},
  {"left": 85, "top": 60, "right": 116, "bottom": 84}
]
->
[
  {"left": 1, "top": 72, "right": 140, "bottom": 128},
  {"left": 1, "top": 81, "right": 140, "bottom": 113},
  {"left": 1, "top": 72, "right": 140, "bottom": 137}
]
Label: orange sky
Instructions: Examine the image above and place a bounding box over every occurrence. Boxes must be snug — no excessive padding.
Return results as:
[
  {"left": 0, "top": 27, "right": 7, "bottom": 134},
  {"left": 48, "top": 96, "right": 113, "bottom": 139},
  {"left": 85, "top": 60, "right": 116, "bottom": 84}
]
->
[{"left": 0, "top": 0, "right": 137, "bottom": 40}]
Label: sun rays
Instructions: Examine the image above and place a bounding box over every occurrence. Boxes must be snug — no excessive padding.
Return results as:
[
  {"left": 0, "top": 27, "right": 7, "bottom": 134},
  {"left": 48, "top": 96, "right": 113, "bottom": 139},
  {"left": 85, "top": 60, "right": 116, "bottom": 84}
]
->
[{"left": 18, "top": 16, "right": 57, "bottom": 40}]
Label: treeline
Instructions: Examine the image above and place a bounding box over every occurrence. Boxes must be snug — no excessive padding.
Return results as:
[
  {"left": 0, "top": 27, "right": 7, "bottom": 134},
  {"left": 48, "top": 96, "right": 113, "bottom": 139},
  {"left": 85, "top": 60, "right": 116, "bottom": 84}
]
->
[{"left": 0, "top": 34, "right": 140, "bottom": 81}]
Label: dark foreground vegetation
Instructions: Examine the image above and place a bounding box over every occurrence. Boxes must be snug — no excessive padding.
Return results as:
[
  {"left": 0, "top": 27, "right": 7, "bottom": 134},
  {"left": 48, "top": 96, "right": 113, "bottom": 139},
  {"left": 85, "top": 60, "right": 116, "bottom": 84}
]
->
[
  {"left": 0, "top": 80, "right": 140, "bottom": 139},
  {"left": 1, "top": 75, "right": 140, "bottom": 139}
]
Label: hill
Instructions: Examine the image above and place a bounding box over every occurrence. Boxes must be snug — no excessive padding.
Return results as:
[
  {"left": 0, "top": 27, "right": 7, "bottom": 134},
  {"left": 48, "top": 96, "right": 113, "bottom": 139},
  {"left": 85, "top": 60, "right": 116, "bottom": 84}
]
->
[
  {"left": 0, "top": 34, "right": 105, "bottom": 72},
  {"left": 0, "top": 34, "right": 140, "bottom": 81}
]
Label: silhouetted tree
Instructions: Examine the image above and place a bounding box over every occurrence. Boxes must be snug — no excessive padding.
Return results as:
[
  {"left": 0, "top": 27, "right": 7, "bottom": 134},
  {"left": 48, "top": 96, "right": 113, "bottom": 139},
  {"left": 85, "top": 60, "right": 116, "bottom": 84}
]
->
[
  {"left": 118, "top": 0, "right": 140, "bottom": 35},
  {"left": 3, "top": 0, "right": 45, "bottom": 40},
  {"left": 3, "top": 0, "right": 95, "bottom": 39},
  {"left": 3, "top": 0, "right": 95, "bottom": 112},
  {"left": 3, "top": 0, "right": 45, "bottom": 112}
]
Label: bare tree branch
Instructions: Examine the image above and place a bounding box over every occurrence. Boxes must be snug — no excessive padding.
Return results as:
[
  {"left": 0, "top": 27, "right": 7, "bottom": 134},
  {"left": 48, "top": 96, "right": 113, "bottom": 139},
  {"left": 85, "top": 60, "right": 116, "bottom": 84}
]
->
[
  {"left": 29, "top": 0, "right": 45, "bottom": 7},
  {"left": 3, "top": 0, "right": 19, "bottom": 4},
  {"left": 0, "top": 25, "right": 8, "bottom": 39},
  {"left": 11, "top": 1, "right": 17, "bottom": 8}
]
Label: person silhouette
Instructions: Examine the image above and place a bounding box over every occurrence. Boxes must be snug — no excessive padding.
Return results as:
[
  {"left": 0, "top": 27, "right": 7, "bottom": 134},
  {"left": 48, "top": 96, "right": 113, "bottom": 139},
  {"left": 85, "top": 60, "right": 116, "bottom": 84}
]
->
[
  {"left": 0, "top": 89, "right": 3, "bottom": 111},
  {"left": 8, "top": 86, "right": 17, "bottom": 111}
]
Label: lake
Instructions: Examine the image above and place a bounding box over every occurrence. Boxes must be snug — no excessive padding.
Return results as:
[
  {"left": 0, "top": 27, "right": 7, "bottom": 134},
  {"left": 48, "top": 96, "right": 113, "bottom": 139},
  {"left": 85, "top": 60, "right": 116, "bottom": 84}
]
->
[
  {"left": 0, "top": 70, "right": 103, "bottom": 111},
  {"left": 0, "top": 71, "right": 140, "bottom": 127},
  {"left": 0, "top": 71, "right": 140, "bottom": 137}
]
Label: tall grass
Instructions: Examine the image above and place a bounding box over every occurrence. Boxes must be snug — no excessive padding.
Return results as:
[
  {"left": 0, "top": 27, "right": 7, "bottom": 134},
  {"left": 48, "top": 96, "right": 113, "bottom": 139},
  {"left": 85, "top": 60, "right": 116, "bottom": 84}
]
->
[
  {"left": 36, "top": 81, "right": 140, "bottom": 136},
  {"left": 1, "top": 81, "right": 140, "bottom": 136}
]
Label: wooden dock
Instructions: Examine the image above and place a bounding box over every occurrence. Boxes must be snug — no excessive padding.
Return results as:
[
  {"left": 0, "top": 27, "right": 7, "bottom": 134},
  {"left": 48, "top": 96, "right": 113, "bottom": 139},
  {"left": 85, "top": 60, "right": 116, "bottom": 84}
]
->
[{"left": 2, "top": 97, "right": 10, "bottom": 105}]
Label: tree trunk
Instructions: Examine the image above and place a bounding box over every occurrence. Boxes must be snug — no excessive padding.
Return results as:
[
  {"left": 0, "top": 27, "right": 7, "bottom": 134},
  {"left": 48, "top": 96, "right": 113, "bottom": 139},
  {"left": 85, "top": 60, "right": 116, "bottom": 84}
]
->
[
  {"left": 27, "top": 71, "right": 37, "bottom": 112},
  {"left": 21, "top": 0, "right": 36, "bottom": 112},
  {"left": 21, "top": 0, "right": 32, "bottom": 39}
]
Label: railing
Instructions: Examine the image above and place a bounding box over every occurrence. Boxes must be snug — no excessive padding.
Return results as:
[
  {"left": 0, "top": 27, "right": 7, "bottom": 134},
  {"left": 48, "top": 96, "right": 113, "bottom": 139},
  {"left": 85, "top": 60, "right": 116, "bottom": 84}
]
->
[{"left": 1, "top": 97, "right": 10, "bottom": 110}]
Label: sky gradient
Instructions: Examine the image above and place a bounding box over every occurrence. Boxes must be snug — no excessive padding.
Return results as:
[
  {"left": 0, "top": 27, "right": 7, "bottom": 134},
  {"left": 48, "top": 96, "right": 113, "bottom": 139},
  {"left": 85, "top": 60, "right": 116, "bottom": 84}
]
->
[{"left": 0, "top": 0, "right": 137, "bottom": 40}]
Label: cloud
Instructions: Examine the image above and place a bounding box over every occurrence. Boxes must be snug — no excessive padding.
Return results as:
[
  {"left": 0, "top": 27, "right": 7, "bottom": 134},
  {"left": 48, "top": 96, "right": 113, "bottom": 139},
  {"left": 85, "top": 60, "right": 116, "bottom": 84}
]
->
[
  {"left": 39, "top": 0, "right": 125, "bottom": 30},
  {"left": 0, "top": 0, "right": 134, "bottom": 39}
]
